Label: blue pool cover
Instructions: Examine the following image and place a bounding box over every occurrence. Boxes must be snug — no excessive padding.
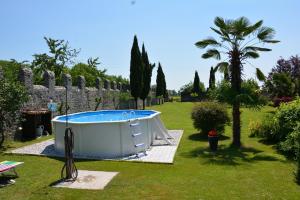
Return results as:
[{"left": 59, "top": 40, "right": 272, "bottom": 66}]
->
[{"left": 55, "top": 110, "right": 158, "bottom": 123}]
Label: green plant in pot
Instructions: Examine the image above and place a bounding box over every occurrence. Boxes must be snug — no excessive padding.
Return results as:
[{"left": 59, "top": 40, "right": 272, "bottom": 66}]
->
[
  {"left": 208, "top": 129, "right": 218, "bottom": 151},
  {"left": 191, "top": 101, "right": 230, "bottom": 151}
]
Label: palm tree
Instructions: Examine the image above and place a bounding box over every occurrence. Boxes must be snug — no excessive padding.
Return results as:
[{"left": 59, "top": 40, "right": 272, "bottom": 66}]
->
[{"left": 195, "top": 17, "right": 279, "bottom": 147}]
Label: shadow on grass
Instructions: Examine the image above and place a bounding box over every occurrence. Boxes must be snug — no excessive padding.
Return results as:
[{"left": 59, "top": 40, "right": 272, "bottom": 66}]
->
[
  {"left": 189, "top": 133, "right": 230, "bottom": 142},
  {"left": 182, "top": 144, "right": 280, "bottom": 166}
]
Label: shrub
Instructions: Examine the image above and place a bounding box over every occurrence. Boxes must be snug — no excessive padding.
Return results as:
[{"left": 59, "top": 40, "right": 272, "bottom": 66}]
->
[
  {"left": 0, "top": 79, "right": 28, "bottom": 146},
  {"left": 248, "top": 117, "right": 279, "bottom": 140},
  {"left": 208, "top": 79, "right": 267, "bottom": 108},
  {"left": 191, "top": 101, "right": 230, "bottom": 134},
  {"left": 250, "top": 99, "right": 300, "bottom": 158},
  {"left": 274, "top": 99, "right": 300, "bottom": 142},
  {"left": 279, "top": 123, "right": 300, "bottom": 158}
]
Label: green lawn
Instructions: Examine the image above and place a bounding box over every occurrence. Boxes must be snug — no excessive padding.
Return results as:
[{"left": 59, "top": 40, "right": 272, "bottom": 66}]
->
[{"left": 1, "top": 102, "right": 299, "bottom": 200}]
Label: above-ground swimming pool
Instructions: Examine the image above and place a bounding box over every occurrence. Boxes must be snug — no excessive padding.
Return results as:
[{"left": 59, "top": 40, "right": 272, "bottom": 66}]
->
[{"left": 52, "top": 110, "right": 172, "bottom": 158}]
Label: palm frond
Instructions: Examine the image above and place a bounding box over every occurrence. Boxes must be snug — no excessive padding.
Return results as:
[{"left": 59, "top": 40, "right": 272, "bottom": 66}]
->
[
  {"left": 263, "top": 39, "right": 280, "bottom": 43},
  {"left": 255, "top": 68, "right": 266, "bottom": 81},
  {"left": 231, "top": 17, "right": 250, "bottom": 35},
  {"left": 195, "top": 38, "right": 220, "bottom": 49},
  {"left": 243, "top": 20, "right": 263, "bottom": 36},
  {"left": 214, "top": 17, "right": 227, "bottom": 29},
  {"left": 202, "top": 49, "right": 221, "bottom": 60},
  {"left": 244, "top": 46, "right": 272, "bottom": 52},
  {"left": 210, "top": 27, "right": 223, "bottom": 36},
  {"left": 257, "top": 27, "right": 275, "bottom": 40},
  {"left": 244, "top": 51, "right": 260, "bottom": 59},
  {"left": 215, "top": 62, "right": 229, "bottom": 72}
]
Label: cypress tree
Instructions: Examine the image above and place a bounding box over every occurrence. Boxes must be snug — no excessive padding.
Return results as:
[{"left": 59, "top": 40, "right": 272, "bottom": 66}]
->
[
  {"left": 130, "top": 35, "right": 144, "bottom": 109},
  {"left": 156, "top": 63, "right": 164, "bottom": 98},
  {"left": 140, "top": 44, "right": 155, "bottom": 109},
  {"left": 209, "top": 66, "right": 216, "bottom": 90},
  {"left": 193, "top": 71, "right": 201, "bottom": 95},
  {"left": 162, "top": 66, "right": 167, "bottom": 99}
]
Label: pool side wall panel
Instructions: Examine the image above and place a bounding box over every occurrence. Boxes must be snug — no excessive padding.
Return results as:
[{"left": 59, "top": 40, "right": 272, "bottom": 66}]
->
[{"left": 52, "top": 113, "right": 160, "bottom": 158}]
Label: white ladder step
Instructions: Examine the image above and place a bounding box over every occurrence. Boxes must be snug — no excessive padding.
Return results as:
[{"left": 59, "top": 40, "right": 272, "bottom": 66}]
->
[
  {"left": 132, "top": 132, "right": 142, "bottom": 137},
  {"left": 135, "top": 143, "right": 145, "bottom": 148},
  {"left": 130, "top": 123, "right": 140, "bottom": 127}
]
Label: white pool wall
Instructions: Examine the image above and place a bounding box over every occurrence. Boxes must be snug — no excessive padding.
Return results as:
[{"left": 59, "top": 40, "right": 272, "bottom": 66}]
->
[{"left": 52, "top": 110, "right": 163, "bottom": 158}]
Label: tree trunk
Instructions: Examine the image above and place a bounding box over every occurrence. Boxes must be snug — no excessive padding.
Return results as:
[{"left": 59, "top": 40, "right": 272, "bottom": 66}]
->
[
  {"left": 232, "top": 101, "right": 241, "bottom": 147},
  {"left": 0, "top": 118, "right": 4, "bottom": 146},
  {"left": 142, "top": 99, "right": 145, "bottom": 110},
  {"left": 230, "top": 47, "right": 242, "bottom": 147}
]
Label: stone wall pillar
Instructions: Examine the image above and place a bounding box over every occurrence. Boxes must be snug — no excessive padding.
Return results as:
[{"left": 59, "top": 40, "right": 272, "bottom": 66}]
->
[
  {"left": 96, "top": 77, "right": 103, "bottom": 90},
  {"left": 43, "top": 70, "right": 55, "bottom": 90},
  {"left": 62, "top": 73, "right": 72, "bottom": 90},
  {"left": 78, "top": 76, "right": 86, "bottom": 91},
  {"left": 117, "top": 82, "right": 122, "bottom": 91},
  {"left": 19, "top": 68, "right": 33, "bottom": 91},
  {"left": 110, "top": 81, "right": 116, "bottom": 90},
  {"left": 104, "top": 79, "right": 110, "bottom": 90}
]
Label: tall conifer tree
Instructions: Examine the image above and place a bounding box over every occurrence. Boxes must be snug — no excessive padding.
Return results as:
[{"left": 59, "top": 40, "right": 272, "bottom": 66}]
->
[
  {"left": 130, "top": 35, "right": 144, "bottom": 109},
  {"left": 193, "top": 71, "right": 201, "bottom": 95},
  {"left": 140, "top": 44, "right": 155, "bottom": 109},
  {"left": 209, "top": 67, "right": 216, "bottom": 90},
  {"left": 162, "top": 67, "right": 167, "bottom": 99},
  {"left": 156, "top": 63, "right": 164, "bottom": 97}
]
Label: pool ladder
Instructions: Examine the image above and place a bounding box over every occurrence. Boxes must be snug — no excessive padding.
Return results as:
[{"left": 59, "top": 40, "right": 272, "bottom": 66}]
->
[{"left": 129, "top": 119, "right": 147, "bottom": 158}]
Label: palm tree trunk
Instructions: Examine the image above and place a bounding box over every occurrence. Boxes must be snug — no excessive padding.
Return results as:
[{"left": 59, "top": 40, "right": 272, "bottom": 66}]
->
[
  {"left": 230, "top": 48, "right": 242, "bottom": 147},
  {"left": 232, "top": 101, "right": 241, "bottom": 147}
]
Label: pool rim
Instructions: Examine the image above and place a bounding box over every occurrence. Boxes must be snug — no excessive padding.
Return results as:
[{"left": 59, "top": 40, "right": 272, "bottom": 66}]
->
[{"left": 52, "top": 109, "right": 161, "bottom": 125}]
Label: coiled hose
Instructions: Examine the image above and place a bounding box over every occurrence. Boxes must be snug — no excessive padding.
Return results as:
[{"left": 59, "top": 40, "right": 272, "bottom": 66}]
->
[{"left": 60, "top": 127, "right": 78, "bottom": 181}]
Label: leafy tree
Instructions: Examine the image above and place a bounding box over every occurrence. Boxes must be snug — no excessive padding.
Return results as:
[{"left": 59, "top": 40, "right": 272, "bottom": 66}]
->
[
  {"left": 32, "top": 37, "right": 80, "bottom": 85},
  {"left": 130, "top": 35, "right": 144, "bottom": 109},
  {"left": 140, "top": 44, "right": 155, "bottom": 109},
  {"left": 107, "top": 75, "right": 129, "bottom": 85},
  {"left": 0, "top": 78, "right": 28, "bottom": 146},
  {"left": 266, "top": 55, "right": 300, "bottom": 96},
  {"left": 265, "top": 72, "right": 294, "bottom": 97},
  {"left": 195, "top": 16, "right": 279, "bottom": 147},
  {"left": 208, "top": 79, "right": 267, "bottom": 108},
  {"left": 0, "top": 60, "right": 30, "bottom": 82},
  {"left": 193, "top": 71, "right": 201, "bottom": 95},
  {"left": 70, "top": 59, "right": 106, "bottom": 87},
  {"left": 179, "top": 82, "right": 194, "bottom": 96}
]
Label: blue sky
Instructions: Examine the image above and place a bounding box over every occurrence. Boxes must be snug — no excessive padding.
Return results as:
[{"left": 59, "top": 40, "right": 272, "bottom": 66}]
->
[{"left": 0, "top": 0, "right": 299, "bottom": 90}]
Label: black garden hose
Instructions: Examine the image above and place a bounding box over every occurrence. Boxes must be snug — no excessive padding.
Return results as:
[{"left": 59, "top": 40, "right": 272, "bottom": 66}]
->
[{"left": 61, "top": 127, "right": 78, "bottom": 181}]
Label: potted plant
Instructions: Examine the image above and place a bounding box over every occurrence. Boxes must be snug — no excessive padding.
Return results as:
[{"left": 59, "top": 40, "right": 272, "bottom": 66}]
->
[{"left": 208, "top": 129, "right": 218, "bottom": 151}]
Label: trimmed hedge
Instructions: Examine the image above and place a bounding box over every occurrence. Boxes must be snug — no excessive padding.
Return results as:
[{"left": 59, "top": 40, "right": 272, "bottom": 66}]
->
[{"left": 191, "top": 101, "right": 230, "bottom": 134}]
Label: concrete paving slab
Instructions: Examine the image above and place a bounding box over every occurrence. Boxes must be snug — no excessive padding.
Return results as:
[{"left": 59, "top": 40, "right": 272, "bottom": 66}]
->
[{"left": 53, "top": 170, "right": 118, "bottom": 190}]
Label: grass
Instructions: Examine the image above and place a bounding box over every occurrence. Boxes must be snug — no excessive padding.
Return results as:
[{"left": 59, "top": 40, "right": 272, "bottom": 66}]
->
[{"left": 1, "top": 102, "right": 299, "bottom": 199}]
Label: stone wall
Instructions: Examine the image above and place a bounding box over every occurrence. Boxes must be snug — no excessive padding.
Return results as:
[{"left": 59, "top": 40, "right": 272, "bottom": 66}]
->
[{"left": 17, "top": 68, "right": 141, "bottom": 115}]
